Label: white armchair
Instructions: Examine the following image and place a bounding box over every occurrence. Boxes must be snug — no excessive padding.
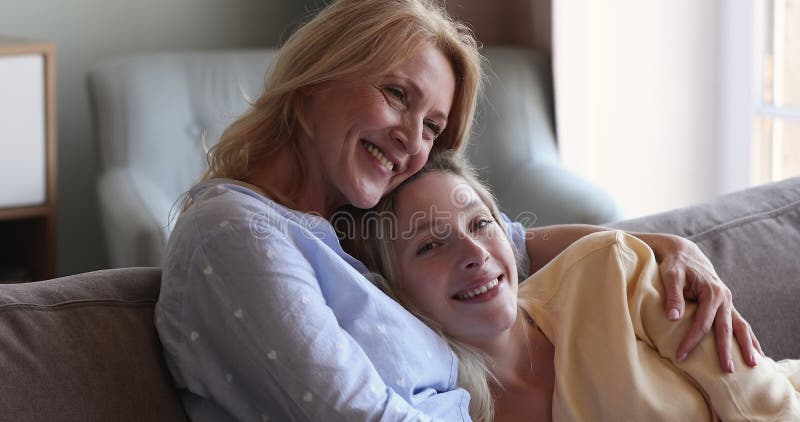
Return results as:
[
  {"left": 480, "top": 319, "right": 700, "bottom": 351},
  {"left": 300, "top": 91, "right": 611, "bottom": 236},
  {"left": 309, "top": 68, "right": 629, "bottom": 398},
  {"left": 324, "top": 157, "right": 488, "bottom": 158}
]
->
[{"left": 89, "top": 47, "right": 621, "bottom": 267}]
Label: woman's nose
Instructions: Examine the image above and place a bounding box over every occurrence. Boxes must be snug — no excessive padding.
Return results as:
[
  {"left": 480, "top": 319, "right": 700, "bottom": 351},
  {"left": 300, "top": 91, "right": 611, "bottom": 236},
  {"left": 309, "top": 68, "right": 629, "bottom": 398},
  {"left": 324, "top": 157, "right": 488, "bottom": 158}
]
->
[{"left": 391, "top": 114, "right": 424, "bottom": 155}]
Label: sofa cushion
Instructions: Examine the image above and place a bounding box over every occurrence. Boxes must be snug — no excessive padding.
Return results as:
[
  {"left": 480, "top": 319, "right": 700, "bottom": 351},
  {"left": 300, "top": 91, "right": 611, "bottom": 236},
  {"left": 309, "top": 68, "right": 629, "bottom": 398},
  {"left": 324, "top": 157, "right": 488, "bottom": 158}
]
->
[
  {"left": 0, "top": 267, "right": 187, "bottom": 422},
  {"left": 611, "top": 177, "right": 800, "bottom": 360}
]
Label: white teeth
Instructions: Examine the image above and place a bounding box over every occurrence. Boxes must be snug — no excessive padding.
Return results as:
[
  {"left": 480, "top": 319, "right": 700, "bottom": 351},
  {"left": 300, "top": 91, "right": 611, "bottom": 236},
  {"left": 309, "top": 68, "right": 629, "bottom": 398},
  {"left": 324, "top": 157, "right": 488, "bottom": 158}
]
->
[
  {"left": 456, "top": 277, "right": 500, "bottom": 300},
  {"left": 363, "top": 141, "right": 395, "bottom": 171}
]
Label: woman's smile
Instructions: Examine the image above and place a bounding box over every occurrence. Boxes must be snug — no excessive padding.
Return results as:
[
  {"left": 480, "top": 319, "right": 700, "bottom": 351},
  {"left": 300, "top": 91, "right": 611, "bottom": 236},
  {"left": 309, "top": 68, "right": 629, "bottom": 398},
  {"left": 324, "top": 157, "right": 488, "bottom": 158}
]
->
[{"left": 361, "top": 140, "right": 397, "bottom": 173}]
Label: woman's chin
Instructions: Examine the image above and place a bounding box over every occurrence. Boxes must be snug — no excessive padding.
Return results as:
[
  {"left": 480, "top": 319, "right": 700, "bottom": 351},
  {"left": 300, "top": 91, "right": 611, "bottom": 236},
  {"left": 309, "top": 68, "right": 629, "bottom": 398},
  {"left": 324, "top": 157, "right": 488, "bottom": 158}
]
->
[
  {"left": 348, "top": 196, "right": 380, "bottom": 210},
  {"left": 347, "top": 186, "right": 386, "bottom": 209}
]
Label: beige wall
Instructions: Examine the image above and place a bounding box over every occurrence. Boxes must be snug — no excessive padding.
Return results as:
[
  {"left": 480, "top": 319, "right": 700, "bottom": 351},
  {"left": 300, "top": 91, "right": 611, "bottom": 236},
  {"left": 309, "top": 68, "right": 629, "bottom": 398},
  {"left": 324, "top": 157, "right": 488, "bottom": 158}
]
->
[{"left": 0, "top": 0, "right": 305, "bottom": 276}]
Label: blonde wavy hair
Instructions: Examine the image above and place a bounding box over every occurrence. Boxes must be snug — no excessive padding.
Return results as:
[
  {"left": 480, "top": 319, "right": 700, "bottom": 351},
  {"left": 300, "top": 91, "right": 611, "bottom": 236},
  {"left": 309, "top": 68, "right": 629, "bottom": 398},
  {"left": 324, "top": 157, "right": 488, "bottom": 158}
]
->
[
  {"left": 336, "top": 151, "right": 508, "bottom": 422},
  {"left": 194, "top": 0, "right": 482, "bottom": 208}
]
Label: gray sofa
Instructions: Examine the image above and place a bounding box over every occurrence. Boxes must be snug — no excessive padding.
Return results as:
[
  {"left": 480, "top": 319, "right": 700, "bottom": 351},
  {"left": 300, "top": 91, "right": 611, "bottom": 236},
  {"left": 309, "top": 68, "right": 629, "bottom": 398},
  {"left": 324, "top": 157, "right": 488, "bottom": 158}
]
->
[{"left": 2, "top": 176, "right": 799, "bottom": 421}]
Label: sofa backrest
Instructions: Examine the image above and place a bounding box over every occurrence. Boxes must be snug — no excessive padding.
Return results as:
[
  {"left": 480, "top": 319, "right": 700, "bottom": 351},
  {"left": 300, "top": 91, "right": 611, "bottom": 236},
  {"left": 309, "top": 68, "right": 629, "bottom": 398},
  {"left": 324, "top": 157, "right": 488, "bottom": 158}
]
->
[
  {"left": 0, "top": 267, "right": 187, "bottom": 421},
  {"left": 611, "top": 176, "right": 800, "bottom": 361}
]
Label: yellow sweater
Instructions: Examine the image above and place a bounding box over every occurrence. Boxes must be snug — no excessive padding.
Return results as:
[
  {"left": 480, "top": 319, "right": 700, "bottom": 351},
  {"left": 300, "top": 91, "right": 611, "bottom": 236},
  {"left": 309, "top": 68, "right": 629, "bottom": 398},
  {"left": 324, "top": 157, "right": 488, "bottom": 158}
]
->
[{"left": 518, "top": 231, "right": 800, "bottom": 421}]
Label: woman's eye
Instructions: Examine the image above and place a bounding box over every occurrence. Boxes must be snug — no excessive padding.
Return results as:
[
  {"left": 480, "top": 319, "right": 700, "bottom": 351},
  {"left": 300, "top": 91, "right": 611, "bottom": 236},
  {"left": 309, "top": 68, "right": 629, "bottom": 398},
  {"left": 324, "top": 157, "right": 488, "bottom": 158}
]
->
[
  {"left": 424, "top": 120, "right": 442, "bottom": 138},
  {"left": 385, "top": 86, "right": 405, "bottom": 101},
  {"left": 417, "top": 241, "right": 439, "bottom": 255}
]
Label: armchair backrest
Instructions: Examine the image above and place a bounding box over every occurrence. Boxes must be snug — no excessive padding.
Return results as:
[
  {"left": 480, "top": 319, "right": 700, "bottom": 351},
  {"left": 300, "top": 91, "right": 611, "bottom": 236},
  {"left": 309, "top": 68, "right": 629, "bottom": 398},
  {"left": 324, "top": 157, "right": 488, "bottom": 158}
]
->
[
  {"left": 89, "top": 47, "right": 618, "bottom": 267},
  {"left": 469, "top": 46, "right": 559, "bottom": 182},
  {"left": 90, "top": 50, "right": 279, "bottom": 205},
  {"left": 90, "top": 47, "right": 560, "bottom": 215}
]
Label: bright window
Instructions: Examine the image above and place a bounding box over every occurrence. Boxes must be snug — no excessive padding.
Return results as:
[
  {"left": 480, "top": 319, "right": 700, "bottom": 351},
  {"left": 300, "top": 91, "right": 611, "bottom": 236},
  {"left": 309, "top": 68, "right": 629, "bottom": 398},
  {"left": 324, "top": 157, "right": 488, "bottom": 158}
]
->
[{"left": 754, "top": 0, "right": 800, "bottom": 183}]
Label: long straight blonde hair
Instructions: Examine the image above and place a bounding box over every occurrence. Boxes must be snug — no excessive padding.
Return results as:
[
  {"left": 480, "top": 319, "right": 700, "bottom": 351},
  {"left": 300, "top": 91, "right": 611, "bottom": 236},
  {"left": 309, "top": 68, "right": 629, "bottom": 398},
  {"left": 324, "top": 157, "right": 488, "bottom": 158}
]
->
[
  {"left": 337, "top": 151, "right": 508, "bottom": 422},
  {"left": 194, "top": 0, "right": 482, "bottom": 209}
]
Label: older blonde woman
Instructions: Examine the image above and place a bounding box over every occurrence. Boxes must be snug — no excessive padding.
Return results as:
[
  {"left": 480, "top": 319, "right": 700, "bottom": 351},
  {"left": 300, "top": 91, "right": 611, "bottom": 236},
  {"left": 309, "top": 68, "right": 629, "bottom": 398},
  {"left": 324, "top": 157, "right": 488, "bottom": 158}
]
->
[{"left": 157, "top": 0, "right": 760, "bottom": 420}]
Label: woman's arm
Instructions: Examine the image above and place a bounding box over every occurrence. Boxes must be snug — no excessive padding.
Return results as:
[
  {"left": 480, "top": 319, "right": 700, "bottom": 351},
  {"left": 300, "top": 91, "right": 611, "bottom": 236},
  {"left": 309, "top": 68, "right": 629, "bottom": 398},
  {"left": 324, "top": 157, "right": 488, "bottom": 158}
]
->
[
  {"left": 523, "top": 224, "right": 762, "bottom": 372},
  {"left": 157, "top": 208, "right": 467, "bottom": 421},
  {"left": 525, "top": 224, "right": 603, "bottom": 274},
  {"left": 617, "top": 232, "right": 800, "bottom": 419}
]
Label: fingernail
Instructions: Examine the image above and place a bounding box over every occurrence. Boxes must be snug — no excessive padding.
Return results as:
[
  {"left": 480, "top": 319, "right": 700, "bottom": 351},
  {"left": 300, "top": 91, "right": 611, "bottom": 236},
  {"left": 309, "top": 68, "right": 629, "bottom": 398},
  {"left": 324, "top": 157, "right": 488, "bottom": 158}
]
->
[
  {"left": 750, "top": 354, "right": 758, "bottom": 365},
  {"left": 677, "top": 352, "right": 688, "bottom": 362},
  {"left": 727, "top": 360, "right": 735, "bottom": 373},
  {"left": 668, "top": 308, "right": 680, "bottom": 320}
]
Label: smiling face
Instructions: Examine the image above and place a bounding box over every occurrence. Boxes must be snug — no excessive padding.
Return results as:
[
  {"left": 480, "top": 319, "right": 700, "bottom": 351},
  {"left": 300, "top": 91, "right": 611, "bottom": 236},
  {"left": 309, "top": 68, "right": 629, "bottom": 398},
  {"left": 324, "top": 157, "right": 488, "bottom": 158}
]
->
[
  {"left": 390, "top": 171, "right": 519, "bottom": 346},
  {"left": 300, "top": 43, "right": 456, "bottom": 214}
]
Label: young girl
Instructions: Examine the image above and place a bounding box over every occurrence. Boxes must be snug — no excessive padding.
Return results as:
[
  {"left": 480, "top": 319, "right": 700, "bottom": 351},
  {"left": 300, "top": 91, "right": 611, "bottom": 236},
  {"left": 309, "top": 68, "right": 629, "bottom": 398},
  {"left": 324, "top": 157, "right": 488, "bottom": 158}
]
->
[{"left": 340, "top": 152, "right": 800, "bottom": 421}]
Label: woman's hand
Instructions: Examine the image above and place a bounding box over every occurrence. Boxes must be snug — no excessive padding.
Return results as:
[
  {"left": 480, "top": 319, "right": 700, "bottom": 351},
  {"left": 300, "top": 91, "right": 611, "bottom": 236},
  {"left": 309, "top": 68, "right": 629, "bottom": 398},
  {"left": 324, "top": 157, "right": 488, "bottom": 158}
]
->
[
  {"left": 526, "top": 225, "right": 764, "bottom": 372},
  {"left": 638, "top": 233, "right": 764, "bottom": 372}
]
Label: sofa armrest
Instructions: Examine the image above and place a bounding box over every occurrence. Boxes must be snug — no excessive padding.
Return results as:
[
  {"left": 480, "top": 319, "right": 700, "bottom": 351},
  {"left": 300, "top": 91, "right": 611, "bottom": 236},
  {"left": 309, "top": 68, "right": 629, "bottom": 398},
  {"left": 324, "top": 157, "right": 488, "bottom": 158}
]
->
[
  {"left": 610, "top": 177, "right": 800, "bottom": 360},
  {"left": 98, "top": 169, "right": 175, "bottom": 267},
  {"left": 0, "top": 268, "right": 187, "bottom": 421}
]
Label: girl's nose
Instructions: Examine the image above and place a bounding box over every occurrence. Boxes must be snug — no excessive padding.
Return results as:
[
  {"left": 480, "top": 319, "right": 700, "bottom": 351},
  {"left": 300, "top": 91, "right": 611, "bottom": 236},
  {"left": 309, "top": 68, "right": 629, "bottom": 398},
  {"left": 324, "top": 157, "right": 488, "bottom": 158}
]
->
[{"left": 459, "top": 236, "right": 490, "bottom": 270}]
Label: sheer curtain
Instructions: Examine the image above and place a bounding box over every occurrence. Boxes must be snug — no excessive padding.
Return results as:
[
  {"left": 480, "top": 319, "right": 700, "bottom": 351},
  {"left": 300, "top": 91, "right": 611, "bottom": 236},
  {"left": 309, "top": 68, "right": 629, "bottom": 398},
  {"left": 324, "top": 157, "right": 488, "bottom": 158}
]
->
[{"left": 553, "top": 0, "right": 755, "bottom": 218}]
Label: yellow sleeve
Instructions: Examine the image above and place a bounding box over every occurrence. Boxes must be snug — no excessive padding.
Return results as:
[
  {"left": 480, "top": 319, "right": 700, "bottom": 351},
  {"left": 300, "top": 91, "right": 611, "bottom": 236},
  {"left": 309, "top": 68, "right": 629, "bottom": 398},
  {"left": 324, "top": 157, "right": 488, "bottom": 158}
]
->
[{"left": 518, "top": 231, "right": 800, "bottom": 421}]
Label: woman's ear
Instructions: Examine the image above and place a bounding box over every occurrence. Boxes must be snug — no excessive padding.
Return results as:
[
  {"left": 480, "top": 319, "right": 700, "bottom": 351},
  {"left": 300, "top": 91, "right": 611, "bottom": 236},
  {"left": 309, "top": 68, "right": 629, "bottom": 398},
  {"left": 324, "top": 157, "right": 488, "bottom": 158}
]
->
[
  {"left": 299, "top": 81, "right": 332, "bottom": 97},
  {"left": 298, "top": 84, "right": 315, "bottom": 97}
]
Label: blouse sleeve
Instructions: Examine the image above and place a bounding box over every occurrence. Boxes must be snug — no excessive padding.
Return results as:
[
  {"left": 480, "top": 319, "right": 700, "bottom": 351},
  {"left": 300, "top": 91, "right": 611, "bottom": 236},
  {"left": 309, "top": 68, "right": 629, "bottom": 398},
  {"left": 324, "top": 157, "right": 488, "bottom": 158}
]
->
[
  {"left": 501, "top": 212, "right": 531, "bottom": 280},
  {"left": 519, "top": 231, "right": 800, "bottom": 420},
  {"left": 156, "top": 207, "right": 467, "bottom": 421},
  {"left": 615, "top": 233, "right": 800, "bottom": 420}
]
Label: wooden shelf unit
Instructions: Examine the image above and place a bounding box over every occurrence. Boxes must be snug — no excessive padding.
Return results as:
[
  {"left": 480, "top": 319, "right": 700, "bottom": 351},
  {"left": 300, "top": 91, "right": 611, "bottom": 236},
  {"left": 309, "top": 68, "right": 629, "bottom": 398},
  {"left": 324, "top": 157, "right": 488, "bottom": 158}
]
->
[{"left": 0, "top": 36, "right": 57, "bottom": 281}]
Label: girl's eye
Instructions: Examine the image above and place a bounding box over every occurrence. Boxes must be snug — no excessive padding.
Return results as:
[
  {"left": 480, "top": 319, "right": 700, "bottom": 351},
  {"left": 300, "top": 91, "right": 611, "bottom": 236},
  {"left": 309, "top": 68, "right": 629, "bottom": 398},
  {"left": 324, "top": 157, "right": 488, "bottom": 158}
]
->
[
  {"left": 417, "top": 241, "right": 440, "bottom": 255},
  {"left": 472, "top": 218, "right": 493, "bottom": 231}
]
